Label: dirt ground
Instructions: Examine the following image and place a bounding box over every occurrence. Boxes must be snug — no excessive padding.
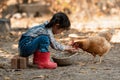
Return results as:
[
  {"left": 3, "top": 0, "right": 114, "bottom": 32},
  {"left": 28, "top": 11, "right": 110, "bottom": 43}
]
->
[
  {"left": 0, "top": 24, "right": 120, "bottom": 80},
  {"left": 0, "top": 0, "right": 120, "bottom": 80}
]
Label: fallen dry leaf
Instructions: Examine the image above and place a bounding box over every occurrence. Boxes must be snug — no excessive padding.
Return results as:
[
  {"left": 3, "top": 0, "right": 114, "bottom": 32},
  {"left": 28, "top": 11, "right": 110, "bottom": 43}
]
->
[
  {"left": 4, "top": 76, "right": 11, "bottom": 80},
  {"left": 76, "top": 62, "right": 86, "bottom": 66},
  {"left": 31, "top": 75, "right": 45, "bottom": 80}
]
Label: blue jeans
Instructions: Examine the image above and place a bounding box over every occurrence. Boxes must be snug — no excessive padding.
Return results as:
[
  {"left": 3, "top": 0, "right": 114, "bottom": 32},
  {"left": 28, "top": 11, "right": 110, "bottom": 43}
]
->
[{"left": 18, "top": 35, "right": 50, "bottom": 57}]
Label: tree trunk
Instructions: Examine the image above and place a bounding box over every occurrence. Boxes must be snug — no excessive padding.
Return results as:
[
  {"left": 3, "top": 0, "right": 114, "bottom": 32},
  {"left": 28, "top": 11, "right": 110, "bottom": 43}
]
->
[{"left": 0, "top": 19, "right": 11, "bottom": 36}]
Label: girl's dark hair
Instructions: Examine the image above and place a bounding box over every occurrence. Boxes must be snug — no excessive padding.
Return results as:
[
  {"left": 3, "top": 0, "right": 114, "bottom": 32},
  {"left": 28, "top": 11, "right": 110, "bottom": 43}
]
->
[{"left": 45, "top": 12, "right": 71, "bottom": 30}]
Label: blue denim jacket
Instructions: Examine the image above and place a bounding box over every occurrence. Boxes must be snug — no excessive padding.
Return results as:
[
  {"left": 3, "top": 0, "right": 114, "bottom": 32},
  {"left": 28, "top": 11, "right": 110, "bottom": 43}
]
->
[
  {"left": 23, "top": 21, "right": 48, "bottom": 37},
  {"left": 21, "top": 21, "right": 66, "bottom": 51}
]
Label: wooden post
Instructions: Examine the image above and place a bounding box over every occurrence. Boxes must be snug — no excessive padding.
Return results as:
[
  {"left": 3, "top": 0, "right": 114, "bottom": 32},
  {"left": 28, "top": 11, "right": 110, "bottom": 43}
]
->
[
  {"left": 11, "top": 55, "right": 28, "bottom": 69},
  {"left": 11, "top": 56, "right": 19, "bottom": 69}
]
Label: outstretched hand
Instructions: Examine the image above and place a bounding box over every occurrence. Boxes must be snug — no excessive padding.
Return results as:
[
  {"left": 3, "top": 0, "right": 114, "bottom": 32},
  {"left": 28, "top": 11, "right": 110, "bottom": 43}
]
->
[{"left": 65, "top": 46, "right": 79, "bottom": 53}]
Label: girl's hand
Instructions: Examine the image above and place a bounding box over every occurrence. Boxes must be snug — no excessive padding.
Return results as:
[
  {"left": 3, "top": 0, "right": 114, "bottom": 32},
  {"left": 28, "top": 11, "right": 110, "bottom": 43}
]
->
[{"left": 65, "top": 46, "right": 79, "bottom": 53}]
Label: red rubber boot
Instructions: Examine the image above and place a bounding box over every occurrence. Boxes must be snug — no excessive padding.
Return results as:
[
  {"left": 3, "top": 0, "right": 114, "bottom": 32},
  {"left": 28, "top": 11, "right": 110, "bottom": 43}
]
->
[
  {"left": 36, "top": 51, "right": 57, "bottom": 69},
  {"left": 33, "top": 51, "right": 39, "bottom": 65}
]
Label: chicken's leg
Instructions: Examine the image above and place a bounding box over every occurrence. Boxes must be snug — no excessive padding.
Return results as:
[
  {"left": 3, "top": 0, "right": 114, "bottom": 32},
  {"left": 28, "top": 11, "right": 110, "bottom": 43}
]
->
[
  {"left": 93, "top": 56, "right": 96, "bottom": 63},
  {"left": 96, "top": 56, "right": 103, "bottom": 64},
  {"left": 99, "top": 56, "right": 103, "bottom": 63},
  {"left": 91, "top": 55, "right": 96, "bottom": 64}
]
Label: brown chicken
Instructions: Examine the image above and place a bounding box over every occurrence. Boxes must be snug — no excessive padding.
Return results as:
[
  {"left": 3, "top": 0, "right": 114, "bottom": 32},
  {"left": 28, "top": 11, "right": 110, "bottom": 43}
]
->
[
  {"left": 72, "top": 29, "right": 114, "bottom": 63},
  {"left": 97, "top": 28, "right": 115, "bottom": 42}
]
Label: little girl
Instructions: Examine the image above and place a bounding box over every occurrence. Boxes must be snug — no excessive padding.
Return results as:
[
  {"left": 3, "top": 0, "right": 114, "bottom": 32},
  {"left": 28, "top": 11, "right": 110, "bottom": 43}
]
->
[{"left": 18, "top": 12, "right": 77, "bottom": 69}]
